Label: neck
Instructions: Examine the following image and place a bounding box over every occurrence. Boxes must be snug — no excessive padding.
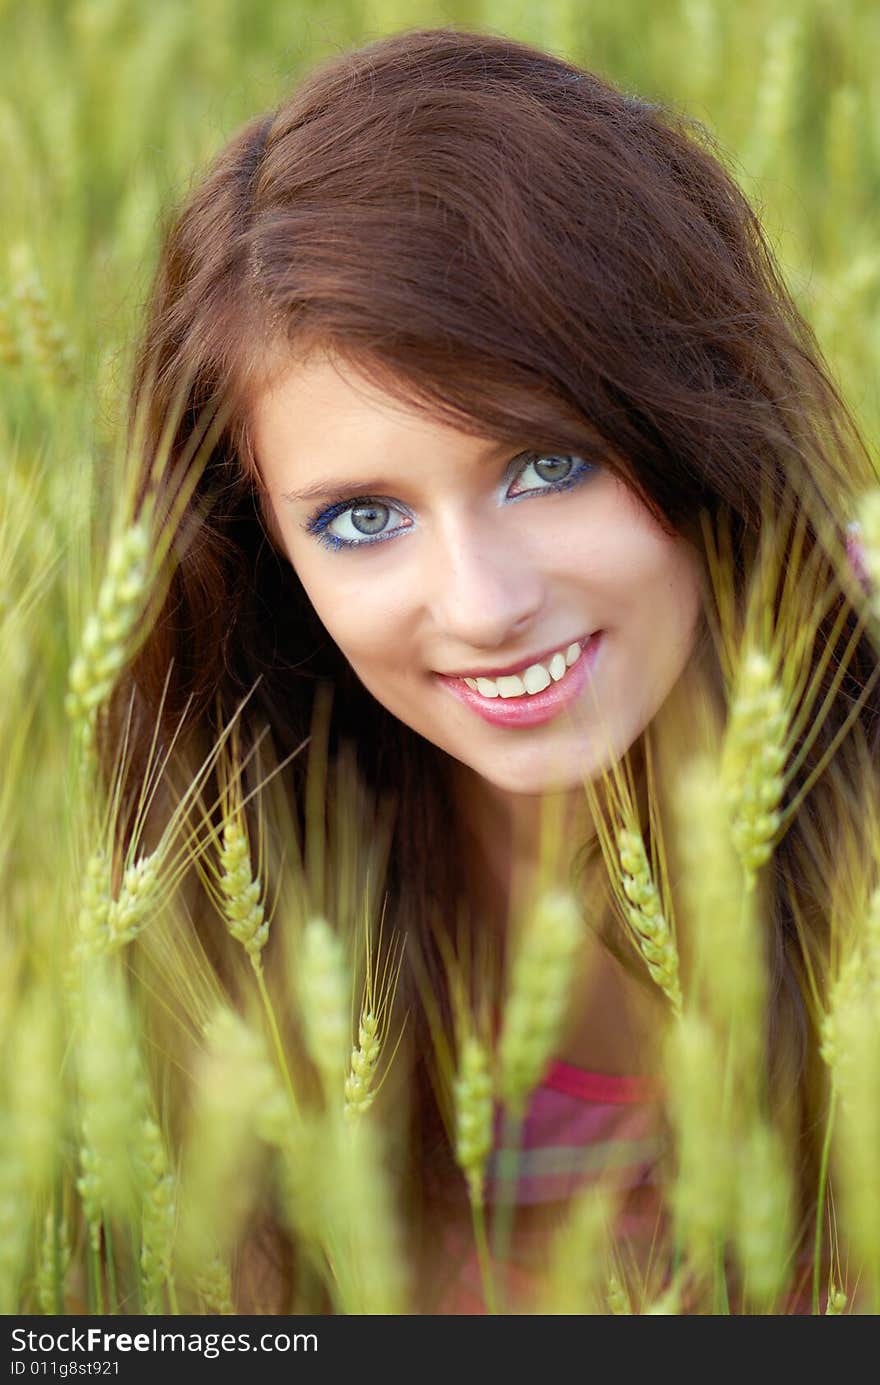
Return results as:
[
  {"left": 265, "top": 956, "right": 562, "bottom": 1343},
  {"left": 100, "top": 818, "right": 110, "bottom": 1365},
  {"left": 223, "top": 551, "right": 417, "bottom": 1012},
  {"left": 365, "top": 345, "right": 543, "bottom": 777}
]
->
[
  {"left": 447, "top": 751, "right": 665, "bottom": 1077},
  {"left": 449, "top": 760, "right": 597, "bottom": 915}
]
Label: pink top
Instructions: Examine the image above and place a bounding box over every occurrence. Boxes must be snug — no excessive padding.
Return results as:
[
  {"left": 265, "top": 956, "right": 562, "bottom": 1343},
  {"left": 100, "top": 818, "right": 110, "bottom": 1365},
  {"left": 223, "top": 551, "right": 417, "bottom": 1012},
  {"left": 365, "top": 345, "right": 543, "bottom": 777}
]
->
[
  {"left": 437, "top": 1059, "right": 667, "bottom": 1314},
  {"left": 435, "top": 1059, "right": 820, "bottom": 1314}
]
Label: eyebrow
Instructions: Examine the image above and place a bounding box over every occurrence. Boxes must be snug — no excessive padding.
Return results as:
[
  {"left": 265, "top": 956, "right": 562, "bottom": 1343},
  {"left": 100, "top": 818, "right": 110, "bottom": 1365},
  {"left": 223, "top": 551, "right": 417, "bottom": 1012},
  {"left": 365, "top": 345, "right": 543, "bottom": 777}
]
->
[{"left": 280, "top": 439, "right": 523, "bottom": 504}]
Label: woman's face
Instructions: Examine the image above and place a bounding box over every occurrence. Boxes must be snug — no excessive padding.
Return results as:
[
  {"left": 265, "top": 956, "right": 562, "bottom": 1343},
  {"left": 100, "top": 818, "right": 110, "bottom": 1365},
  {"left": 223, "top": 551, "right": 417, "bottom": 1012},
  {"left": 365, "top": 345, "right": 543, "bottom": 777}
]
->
[{"left": 251, "top": 352, "right": 705, "bottom": 797}]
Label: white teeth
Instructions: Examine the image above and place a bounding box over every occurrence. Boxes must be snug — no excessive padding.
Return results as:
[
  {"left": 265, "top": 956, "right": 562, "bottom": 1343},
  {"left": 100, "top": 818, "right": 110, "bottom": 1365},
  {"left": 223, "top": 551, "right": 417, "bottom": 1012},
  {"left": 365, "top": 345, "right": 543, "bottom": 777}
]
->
[
  {"left": 459, "top": 637, "right": 590, "bottom": 701},
  {"left": 522, "top": 663, "right": 552, "bottom": 694},
  {"left": 548, "top": 652, "right": 567, "bottom": 682},
  {"left": 496, "top": 674, "right": 526, "bottom": 698}
]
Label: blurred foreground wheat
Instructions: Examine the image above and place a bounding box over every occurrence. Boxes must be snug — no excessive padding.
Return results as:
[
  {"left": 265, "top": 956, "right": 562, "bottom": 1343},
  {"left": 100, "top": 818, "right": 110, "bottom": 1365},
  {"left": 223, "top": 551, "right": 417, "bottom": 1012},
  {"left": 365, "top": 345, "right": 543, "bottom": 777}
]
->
[{"left": 3, "top": 0, "right": 880, "bottom": 1315}]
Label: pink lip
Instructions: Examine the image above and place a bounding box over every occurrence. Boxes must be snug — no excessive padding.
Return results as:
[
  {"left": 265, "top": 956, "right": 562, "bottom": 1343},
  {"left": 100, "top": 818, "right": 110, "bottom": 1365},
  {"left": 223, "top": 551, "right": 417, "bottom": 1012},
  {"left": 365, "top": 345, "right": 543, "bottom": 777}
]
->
[
  {"left": 442, "top": 633, "right": 593, "bottom": 681},
  {"left": 436, "top": 631, "right": 603, "bottom": 729}
]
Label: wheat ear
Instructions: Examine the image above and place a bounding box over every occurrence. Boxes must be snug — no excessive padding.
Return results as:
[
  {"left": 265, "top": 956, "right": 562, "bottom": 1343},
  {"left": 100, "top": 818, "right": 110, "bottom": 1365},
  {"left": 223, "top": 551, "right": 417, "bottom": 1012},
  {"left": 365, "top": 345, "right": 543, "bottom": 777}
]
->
[
  {"left": 720, "top": 649, "right": 787, "bottom": 881},
  {"left": 66, "top": 516, "right": 152, "bottom": 746},
  {"left": 299, "top": 916, "right": 350, "bottom": 1106},
  {"left": 137, "top": 1115, "right": 177, "bottom": 1314},
  {"left": 497, "top": 888, "right": 584, "bottom": 1119},
  {"left": 734, "top": 1120, "right": 793, "bottom": 1310},
  {"left": 616, "top": 824, "right": 682, "bottom": 1015},
  {"left": 453, "top": 1033, "right": 494, "bottom": 1207},
  {"left": 9, "top": 243, "right": 76, "bottom": 386},
  {"left": 344, "top": 918, "right": 405, "bottom": 1123},
  {"left": 219, "top": 816, "right": 269, "bottom": 960}
]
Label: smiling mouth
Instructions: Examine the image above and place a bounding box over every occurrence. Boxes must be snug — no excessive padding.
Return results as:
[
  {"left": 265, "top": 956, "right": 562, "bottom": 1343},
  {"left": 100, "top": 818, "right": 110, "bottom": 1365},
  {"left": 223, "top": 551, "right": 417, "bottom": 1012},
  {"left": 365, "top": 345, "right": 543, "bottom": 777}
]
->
[
  {"left": 435, "top": 632, "right": 604, "bottom": 729},
  {"left": 451, "top": 636, "right": 592, "bottom": 700}
]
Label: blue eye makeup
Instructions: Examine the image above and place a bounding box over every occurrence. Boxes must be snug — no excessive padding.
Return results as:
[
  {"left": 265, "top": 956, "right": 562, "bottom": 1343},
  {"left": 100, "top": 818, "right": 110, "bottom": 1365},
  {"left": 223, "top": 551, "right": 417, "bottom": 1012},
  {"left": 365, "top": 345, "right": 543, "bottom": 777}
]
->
[{"left": 301, "top": 451, "right": 600, "bottom": 552}]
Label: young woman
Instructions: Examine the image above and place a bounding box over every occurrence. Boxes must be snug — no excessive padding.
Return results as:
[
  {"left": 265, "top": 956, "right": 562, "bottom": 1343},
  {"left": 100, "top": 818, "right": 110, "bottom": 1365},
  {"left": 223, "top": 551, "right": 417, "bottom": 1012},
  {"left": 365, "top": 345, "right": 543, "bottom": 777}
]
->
[{"left": 106, "top": 26, "right": 879, "bottom": 1312}]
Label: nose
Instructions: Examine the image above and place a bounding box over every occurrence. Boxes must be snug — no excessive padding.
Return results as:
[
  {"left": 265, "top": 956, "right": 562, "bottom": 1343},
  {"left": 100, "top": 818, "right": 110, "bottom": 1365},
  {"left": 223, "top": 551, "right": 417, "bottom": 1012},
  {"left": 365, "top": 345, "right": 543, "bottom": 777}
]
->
[{"left": 426, "top": 510, "right": 544, "bottom": 651}]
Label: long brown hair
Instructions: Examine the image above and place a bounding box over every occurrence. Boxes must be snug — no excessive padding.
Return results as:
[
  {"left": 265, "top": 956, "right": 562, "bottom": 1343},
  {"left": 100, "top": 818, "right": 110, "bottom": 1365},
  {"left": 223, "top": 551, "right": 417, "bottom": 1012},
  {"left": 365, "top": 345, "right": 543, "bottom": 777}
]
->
[{"left": 108, "top": 26, "right": 879, "bottom": 1305}]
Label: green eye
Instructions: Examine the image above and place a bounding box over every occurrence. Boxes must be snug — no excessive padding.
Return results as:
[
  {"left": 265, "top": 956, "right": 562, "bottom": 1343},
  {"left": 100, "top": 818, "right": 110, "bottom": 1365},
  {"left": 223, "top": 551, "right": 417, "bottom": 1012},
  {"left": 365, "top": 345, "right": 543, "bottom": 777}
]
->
[
  {"left": 509, "top": 454, "right": 598, "bottom": 498},
  {"left": 538, "top": 456, "right": 574, "bottom": 480},
  {"left": 346, "top": 503, "right": 392, "bottom": 536},
  {"left": 305, "top": 452, "right": 598, "bottom": 551}
]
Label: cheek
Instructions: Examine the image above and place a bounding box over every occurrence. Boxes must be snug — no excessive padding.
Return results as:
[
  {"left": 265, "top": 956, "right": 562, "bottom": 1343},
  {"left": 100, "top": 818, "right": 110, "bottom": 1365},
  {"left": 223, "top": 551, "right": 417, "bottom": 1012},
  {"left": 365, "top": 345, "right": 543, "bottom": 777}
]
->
[
  {"left": 295, "top": 574, "right": 363, "bottom": 654},
  {"left": 588, "top": 512, "right": 705, "bottom": 693},
  {"left": 600, "top": 495, "right": 703, "bottom": 612},
  {"left": 557, "top": 482, "right": 671, "bottom": 589},
  {"left": 664, "top": 537, "right": 705, "bottom": 627},
  {"left": 280, "top": 541, "right": 351, "bottom": 647},
  {"left": 288, "top": 552, "right": 407, "bottom": 668},
  {"left": 636, "top": 539, "right": 706, "bottom": 672}
]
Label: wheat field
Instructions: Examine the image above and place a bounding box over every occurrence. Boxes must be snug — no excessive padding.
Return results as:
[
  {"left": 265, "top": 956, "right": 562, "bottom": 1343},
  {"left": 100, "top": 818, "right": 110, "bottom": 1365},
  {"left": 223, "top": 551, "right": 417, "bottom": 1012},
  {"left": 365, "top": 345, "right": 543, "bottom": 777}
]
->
[{"left": 2, "top": 0, "right": 880, "bottom": 1317}]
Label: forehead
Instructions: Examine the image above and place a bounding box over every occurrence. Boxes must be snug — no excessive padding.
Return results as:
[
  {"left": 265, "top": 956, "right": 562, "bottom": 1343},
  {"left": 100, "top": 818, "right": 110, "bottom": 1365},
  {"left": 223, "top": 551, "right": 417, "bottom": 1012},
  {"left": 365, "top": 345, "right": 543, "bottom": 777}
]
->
[
  {"left": 249, "top": 350, "right": 525, "bottom": 487},
  {"left": 257, "top": 353, "right": 396, "bottom": 424},
  {"left": 246, "top": 342, "right": 672, "bottom": 536},
  {"left": 252, "top": 347, "right": 489, "bottom": 437}
]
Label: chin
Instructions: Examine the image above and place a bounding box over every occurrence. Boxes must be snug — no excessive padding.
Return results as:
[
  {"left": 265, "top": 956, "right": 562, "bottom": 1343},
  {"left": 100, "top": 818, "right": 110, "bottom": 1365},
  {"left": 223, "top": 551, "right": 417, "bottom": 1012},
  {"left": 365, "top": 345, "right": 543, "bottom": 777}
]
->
[
  {"left": 482, "top": 729, "right": 636, "bottom": 796},
  {"left": 471, "top": 755, "right": 594, "bottom": 799}
]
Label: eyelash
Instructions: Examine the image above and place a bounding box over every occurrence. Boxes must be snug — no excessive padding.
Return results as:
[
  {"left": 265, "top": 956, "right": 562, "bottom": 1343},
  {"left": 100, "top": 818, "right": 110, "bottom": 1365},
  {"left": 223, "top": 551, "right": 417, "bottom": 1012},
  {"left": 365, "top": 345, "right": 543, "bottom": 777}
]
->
[{"left": 302, "top": 452, "right": 599, "bottom": 552}]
